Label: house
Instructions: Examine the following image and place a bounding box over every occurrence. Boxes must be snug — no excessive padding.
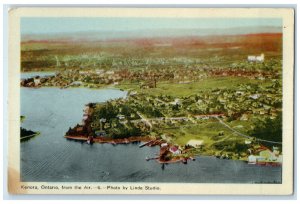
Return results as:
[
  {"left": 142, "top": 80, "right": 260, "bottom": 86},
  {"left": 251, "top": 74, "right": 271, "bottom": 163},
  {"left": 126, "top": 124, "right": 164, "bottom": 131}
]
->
[
  {"left": 259, "top": 149, "right": 277, "bottom": 161},
  {"left": 117, "top": 114, "right": 125, "bottom": 120},
  {"left": 34, "top": 78, "right": 41, "bottom": 86},
  {"left": 273, "top": 146, "right": 280, "bottom": 156},
  {"left": 186, "top": 139, "right": 203, "bottom": 148},
  {"left": 248, "top": 155, "right": 257, "bottom": 164},
  {"left": 276, "top": 155, "right": 283, "bottom": 163},
  {"left": 106, "top": 71, "right": 115, "bottom": 75},
  {"left": 71, "top": 81, "right": 83, "bottom": 86},
  {"left": 129, "top": 91, "right": 137, "bottom": 96},
  {"left": 247, "top": 53, "right": 264, "bottom": 62},
  {"left": 249, "top": 94, "right": 261, "bottom": 100},
  {"left": 255, "top": 145, "right": 277, "bottom": 162},
  {"left": 161, "top": 143, "right": 168, "bottom": 147},
  {"left": 95, "top": 130, "right": 107, "bottom": 137},
  {"left": 245, "top": 140, "right": 252, "bottom": 145},
  {"left": 169, "top": 146, "right": 181, "bottom": 155},
  {"left": 170, "top": 98, "right": 181, "bottom": 105}
]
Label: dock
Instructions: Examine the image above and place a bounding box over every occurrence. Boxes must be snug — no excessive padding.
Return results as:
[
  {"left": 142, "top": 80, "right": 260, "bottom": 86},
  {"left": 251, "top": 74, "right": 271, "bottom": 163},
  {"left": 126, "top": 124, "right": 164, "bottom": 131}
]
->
[
  {"left": 139, "top": 140, "right": 155, "bottom": 148},
  {"left": 64, "top": 135, "right": 152, "bottom": 145},
  {"left": 146, "top": 156, "right": 159, "bottom": 161}
]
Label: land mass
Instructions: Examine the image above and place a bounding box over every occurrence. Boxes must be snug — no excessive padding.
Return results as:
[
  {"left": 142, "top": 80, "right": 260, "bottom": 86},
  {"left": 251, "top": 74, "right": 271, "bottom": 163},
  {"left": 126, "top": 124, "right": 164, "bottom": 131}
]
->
[
  {"left": 20, "top": 116, "right": 40, "bottom": 141},
  {"left": 21, "top": 33, "right": 283, "bottom": 165}
]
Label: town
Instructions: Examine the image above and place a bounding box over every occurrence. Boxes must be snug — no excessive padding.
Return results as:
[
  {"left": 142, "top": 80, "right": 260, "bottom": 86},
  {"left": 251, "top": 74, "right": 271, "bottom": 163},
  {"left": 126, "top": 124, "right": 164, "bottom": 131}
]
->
[
  {"left": 21, "top": 33, "right": 283, "bottom": 165},
  {"left": 63, "top": 69, "right": 282, "bottom": 164}
]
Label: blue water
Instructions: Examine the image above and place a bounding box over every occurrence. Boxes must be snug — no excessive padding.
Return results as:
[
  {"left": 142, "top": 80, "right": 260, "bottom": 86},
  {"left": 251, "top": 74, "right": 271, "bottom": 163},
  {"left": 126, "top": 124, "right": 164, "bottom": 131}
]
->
[
  {"left": 20, "top": 73, "right": 282, "bottom": 183},
  {"left": 21, "top": 72, "right": 55, "bottom": 79}
]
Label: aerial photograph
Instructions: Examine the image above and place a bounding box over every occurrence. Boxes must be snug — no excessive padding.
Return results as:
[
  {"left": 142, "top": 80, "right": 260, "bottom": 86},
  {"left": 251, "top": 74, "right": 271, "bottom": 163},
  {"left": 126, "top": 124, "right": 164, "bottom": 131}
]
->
[{"left": 20, "top": 17, "right": 283, "bottom": 183}]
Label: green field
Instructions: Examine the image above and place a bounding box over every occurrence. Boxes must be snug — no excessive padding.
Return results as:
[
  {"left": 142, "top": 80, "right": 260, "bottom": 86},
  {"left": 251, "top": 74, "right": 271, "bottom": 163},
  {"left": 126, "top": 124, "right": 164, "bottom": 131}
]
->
[{"left": 117, "top": 76, "right": 273, "bottom": 97}]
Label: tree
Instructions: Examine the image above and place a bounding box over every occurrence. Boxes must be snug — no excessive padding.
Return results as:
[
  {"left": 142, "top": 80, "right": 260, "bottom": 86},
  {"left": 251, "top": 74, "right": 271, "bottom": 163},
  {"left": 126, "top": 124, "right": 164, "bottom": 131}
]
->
[{"left": 248, "top": 113, "right": 282, "bottom": 144}]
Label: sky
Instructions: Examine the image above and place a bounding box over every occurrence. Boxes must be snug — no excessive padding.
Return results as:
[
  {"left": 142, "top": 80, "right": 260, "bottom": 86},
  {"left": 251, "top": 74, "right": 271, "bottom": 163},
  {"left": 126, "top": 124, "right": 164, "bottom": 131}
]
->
[{"left": 21, "top": 17, "right": 282, "bottom": 35}]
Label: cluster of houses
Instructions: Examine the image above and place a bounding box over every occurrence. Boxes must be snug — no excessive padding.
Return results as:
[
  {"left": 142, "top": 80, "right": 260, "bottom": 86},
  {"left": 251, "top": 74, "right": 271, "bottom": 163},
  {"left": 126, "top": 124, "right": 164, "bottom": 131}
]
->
[
  {"left": 158, "top": 139, "right": 203, "bottom": 162},
  {"left": 20, "top": 76, "right": 46, "bottom": 87},
  {"left": 248, "top": 146, "right": 282, "bottom": 165},
  {"left": 135, "top": 80, "right": 280, "bottom": 121},
  {"left": 21, "top": 63, "right": 212, "bottom": 89},
  {"left": 98, "top": 81, "right": 281, "bottom": 135}
]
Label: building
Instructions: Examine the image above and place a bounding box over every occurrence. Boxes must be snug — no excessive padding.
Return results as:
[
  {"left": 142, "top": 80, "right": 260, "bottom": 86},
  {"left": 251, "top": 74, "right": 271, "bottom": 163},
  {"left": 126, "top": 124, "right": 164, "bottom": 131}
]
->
[
  {"left": 259, "top": 149, "right": 277, "bottom": 162},
  {"left": 169, "top": 146, "right": 181, "bottom": 155},
  {"left": 248, "top": 155, "right": 257, "bottom": 164},
  {"left": 34, "top": 78, "right": 41, "bottom": 86},
  {"left": 247, "top": 53, "right": 265, "bottom": 62},
  {"left": 117, "top": 114, "right": 125, "bottom": 120},
  {"left": 249, "top": 94, "right": 261, "bottom": 100},
  {"left": 186, "top": 139, "right": 203, "bottom": 148},
  {"left": 95, "top": 130, "right": 107, "bottom": 137},
  {"left": 71, "top": 81, "right": 83, "bottom": 86},
  {"left": 170, "top": 98, "right": 181, "bottom": 105},
  {"left": 244, "top": 140, "right": 252, "bottom": 145}
]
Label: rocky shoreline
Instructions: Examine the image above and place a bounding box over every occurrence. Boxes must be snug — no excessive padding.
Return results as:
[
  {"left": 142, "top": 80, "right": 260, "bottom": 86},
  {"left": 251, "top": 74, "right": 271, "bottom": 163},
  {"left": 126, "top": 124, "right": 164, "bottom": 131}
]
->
[
  {"left": 64, "top": 134, "right": 195, "bottom": 164},
  {"left": 21, "top": 127, "right": 40, "bottom": 141}
]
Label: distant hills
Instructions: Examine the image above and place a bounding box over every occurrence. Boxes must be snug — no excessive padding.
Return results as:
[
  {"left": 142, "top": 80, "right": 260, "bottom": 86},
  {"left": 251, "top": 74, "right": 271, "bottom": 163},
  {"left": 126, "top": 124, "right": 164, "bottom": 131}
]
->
[{"left": 21, "top": 26, "right": 281, "bottom": 42}]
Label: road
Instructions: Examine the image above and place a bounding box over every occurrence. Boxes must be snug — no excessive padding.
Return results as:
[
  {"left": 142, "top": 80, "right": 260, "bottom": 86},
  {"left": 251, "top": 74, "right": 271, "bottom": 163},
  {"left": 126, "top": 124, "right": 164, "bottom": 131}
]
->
[
  {"left": 212, "top": 116, "right": 282, "bottom": 145},
  {"left": 131, "top": 112, "right": 282, "bottom": 145}
]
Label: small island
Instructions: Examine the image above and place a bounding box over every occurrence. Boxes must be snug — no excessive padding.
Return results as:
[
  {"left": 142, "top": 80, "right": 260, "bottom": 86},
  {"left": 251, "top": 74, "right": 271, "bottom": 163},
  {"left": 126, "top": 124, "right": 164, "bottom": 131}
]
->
[{"left": 20, "top": 116, "right": 40, "bottom": 141}]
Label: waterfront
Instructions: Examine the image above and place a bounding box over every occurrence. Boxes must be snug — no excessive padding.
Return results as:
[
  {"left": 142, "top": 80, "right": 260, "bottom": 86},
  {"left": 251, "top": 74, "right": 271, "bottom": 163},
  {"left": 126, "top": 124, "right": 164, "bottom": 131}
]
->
[
  {"left": 21, "top": 71, "right": 56, "bottom": 79},
  {"left": 20, "top": 73, "right": 282, "bottom": 183}
]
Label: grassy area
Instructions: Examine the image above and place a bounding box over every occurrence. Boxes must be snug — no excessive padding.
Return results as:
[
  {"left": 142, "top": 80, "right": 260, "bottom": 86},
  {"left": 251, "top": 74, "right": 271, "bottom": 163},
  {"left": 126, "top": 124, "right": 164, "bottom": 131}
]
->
[
  {"left": 154, "top": 118, "right": 251, "bottom": 160},
  {"left": 117, "top": 76, "right": 272, "bottom": 97},
  {"left": 159, "top": 119, "right": 247, "bottom": 146}
]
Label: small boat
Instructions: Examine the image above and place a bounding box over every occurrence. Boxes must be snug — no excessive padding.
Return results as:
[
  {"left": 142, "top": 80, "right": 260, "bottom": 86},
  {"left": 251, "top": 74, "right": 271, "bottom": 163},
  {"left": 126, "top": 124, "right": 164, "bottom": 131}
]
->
[
  {"left": 87, "top": 136, "right": 94, "bottom": 145},
  {"left": 182, "top": 159, "right": 188, "bottom": 164}
]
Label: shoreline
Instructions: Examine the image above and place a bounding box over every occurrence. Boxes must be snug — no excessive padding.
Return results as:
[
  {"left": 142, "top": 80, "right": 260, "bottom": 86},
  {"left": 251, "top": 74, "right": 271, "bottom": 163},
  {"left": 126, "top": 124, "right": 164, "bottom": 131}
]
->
[
  {"left": 21, "top": 72, "right": 282, "bottom": 167},
  {"left": 64, "top": 135, "right": 193, "bottom": 164},
  {"left": 64, "top": 135, "right": 153, "bottom": 144},
  {"left": 21, "top": 132, "right": 40, "bottom": 140}
]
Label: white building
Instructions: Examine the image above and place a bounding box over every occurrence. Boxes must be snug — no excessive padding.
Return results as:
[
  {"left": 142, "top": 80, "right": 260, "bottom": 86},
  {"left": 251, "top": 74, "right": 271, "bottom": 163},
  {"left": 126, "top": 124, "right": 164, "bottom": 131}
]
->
[
  {"left": 34, "top": 78, "right": 41, "bottom": 86},
  {"left": 170, "top": 98, "right": 181, "bottom": 105},
  {"left": 186, "top": 139, "right": 203, "bottom": 148},
  {"left": 117, "top": 114, "right": 125, "bottom": 120},
  {"left": 248, "top": 155, "right": 257, "bottom": 164},
  {"left": 244, "top": 140, "right": 252, "bottom": 144},
  {"left": 249, "top": 94, "right": 261, "bottom": 100},
  {"left": 247, "top": 53, "right": 265, "bottom": 62}
]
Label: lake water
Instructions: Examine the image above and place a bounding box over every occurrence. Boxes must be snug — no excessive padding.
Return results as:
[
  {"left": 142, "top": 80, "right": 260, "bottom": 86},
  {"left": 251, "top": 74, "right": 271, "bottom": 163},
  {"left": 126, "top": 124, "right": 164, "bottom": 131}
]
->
[
  {"left": 21, "top": 73, "right": 282, "bottom": 183},
  {"left": 21, "top": 71, "right": 56, "bottom": 79}
]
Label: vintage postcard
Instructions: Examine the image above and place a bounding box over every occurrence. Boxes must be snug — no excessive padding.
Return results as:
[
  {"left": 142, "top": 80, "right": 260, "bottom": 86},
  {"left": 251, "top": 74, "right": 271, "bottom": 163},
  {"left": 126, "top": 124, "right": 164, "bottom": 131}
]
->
[{"left": 8, "top": 7, "right": 294, "bottom": 195}]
